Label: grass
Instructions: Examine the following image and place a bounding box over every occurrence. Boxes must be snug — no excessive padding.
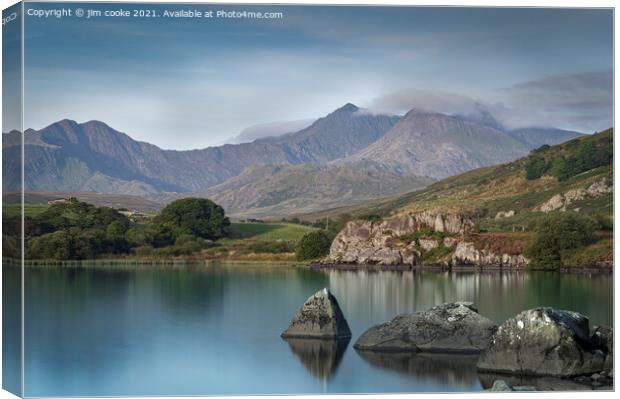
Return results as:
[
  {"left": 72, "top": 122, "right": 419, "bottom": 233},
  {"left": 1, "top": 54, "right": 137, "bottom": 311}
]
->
[
  {"left": 228, "top": 222, "right": 317, "bottom": 241},
  {"left": 3, "top": 204, "right": 49, "bottom": 217}
]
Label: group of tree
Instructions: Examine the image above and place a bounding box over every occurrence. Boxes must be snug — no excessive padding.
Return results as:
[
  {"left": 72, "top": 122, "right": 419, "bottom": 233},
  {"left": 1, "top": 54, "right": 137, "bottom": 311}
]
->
[
  {"left": 525, "top": 213, "right": 612, "bottom": 269},
  {"left": 8, "top": 197, "right": 231, "bottom": 260},
  {"left": 525, "top": 134, "right": 612, "bottom": 181}
]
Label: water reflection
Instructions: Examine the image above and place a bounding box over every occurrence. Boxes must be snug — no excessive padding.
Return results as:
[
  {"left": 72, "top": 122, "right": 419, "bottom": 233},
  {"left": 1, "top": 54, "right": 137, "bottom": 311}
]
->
[
  {"left": 326, "top": 269, "right": 613, "bottom": 327},
  {"left": 357, "top": 351, "right": 480, "bottom": 386},
  {"left": 283, "top": 338, "right": 350, "bottom": 381},
  {"left": 478, "top": 373, "right": 593, "bottom": 391},
  {"left": 14, "top": 265, "right": 612, "bottom": 396}
]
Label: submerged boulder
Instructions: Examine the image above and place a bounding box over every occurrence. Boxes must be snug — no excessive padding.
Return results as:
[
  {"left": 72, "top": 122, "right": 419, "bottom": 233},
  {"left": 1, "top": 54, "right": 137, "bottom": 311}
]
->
[
  {"left": 354, "top": 302, "right": 497, "bottom": 353},
  {"left": 477, "top": 307, "right": 606, "bottom": 377},
  {"left": 281, "top": 288, "right": 352, "bottom": 340}
]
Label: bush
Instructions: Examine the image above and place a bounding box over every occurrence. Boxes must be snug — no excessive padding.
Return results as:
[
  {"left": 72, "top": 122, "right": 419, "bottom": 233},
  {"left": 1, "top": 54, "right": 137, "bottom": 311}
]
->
[
  {"left": 157, "top": 198, "right": 230, "bottom": 240},
  {"left": 525, "top": 213, "right": 597, "bottom": 269},
  {"left": 295, "top": 231, "right": 331, "bottom": 261}
]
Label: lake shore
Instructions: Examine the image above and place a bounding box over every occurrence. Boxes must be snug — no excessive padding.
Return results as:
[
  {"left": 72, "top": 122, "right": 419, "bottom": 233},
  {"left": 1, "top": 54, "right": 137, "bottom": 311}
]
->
[
  {"left": 3, "top": 257, "right": 612, "bottom": 274},
  {"left": 312, "top": 262, "right": 613, "bottom": 274}
]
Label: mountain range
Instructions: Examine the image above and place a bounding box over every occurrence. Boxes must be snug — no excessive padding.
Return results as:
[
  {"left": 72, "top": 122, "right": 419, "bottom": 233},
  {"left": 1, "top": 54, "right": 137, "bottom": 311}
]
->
[{"left": 2, "top": 103, "right": 584, "bottom": 217}]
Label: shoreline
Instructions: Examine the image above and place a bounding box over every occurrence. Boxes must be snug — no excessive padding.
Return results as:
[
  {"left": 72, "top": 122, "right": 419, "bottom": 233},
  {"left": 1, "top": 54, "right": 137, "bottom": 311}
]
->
[
  {"left": 311, "top": 263, "right": 613, "bottom": 274},
  {"left": 2, "top": 257, "right": 613, "bottom": 274}
]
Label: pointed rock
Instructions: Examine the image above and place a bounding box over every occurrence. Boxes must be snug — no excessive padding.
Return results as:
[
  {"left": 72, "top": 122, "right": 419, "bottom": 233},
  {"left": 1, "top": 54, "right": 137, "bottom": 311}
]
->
[{"left": 281, "top": 288, "right": 352, "bottom": 340}]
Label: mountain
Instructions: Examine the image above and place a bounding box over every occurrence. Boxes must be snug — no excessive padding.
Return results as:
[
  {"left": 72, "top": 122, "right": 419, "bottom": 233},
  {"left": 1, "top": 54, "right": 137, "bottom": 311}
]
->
[
  {"left": 262, "top": 103, "right": 401, "bottom": 162},
  {"left": 226, "top": 119, "right": 315, "bottom": 144},
  {"left": 202, "top": 164, "right": 433, "bottom": 218},
  {"left": 2, "top": 104, "right": 399, "bottom": 195},
  {"left": 505, "top": 127, "right": 584, "bottom": 149},
  {"left": 296, "top": 129, "right": 613, "bottom": 227},
  {"left": 342, "top": 109, "right": 532, "bottom": 179}
]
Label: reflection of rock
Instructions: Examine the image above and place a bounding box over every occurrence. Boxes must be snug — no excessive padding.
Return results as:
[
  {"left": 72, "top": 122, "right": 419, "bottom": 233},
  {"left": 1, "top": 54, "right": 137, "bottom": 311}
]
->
[
  {"left": 479, "top": 375, "right": 593, "bottom": 391},
  {"left": 355, "top": 302, "right": 497, "bottom": 353},
  {"left": 357, "top": 350, "right": 480, "bottom": 386},
  {"left": 284, "top": 337, "right": 350, "bottom": 381},
  {"left": 478, "top": 307, "right": 606, "bottom": 377},
  {"left": 282, "top": 288, "right": 352, "bottom": 339}
]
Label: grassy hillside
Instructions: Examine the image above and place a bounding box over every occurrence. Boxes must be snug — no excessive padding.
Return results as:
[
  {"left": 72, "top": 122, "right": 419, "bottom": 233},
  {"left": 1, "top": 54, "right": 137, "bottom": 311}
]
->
[{"left": 298, "top": 129, "right": 613, "bottom": 230}]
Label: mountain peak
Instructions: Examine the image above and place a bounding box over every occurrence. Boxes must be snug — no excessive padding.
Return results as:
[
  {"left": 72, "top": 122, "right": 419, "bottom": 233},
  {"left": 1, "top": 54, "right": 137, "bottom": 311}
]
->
[{"left": 335, "top": 103, "right": 360, "bottom": 113}]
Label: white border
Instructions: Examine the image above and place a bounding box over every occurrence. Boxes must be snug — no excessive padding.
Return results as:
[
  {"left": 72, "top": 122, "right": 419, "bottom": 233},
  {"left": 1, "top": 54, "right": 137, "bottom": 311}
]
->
[{"left": 0, "top": 2, "right": 616, "bottom": 399}]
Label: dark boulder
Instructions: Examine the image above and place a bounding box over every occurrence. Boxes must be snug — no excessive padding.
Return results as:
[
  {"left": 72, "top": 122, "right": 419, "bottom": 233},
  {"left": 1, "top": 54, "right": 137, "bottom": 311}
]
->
[
  {"left": 354, "top": 302, "right": 497, "bottom": 353},
  {"left": 590, "top": 325, "right": 613, "bottom": 372},
  {"left": 281, "top": 288, "right": 352, "bottom": 340},
  {"left": 477, "top": 307, "right": 606, "bottom": 377}
]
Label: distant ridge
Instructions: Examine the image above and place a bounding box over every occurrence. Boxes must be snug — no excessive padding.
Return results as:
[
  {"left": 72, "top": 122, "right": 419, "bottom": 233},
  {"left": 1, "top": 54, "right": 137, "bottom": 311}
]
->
[{"left": 3, "top": 102, "right": 584, "bottom": 218}]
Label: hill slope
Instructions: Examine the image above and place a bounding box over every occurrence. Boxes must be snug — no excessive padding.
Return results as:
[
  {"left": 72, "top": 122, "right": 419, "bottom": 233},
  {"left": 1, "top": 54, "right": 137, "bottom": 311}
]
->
[
  {"left": 342, "top": 109, "right": 532, "bottom": 179},
  {"left": 203, "top": 164, "right": 433, "bottom": 218},
  {"left": 299, "top": 129, "right": 613, "bottom": 228}
]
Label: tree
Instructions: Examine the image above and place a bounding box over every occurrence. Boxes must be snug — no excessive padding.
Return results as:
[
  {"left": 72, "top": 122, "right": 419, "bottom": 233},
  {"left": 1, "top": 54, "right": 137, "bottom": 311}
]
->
[
  {"left": 157, "top": 198, "right": 230, "bottom": 240},
  {"left": 549, "top": 156, "right": 570, "bottom": 181},
  {"left": 525, "top": 213, "right": 596, "bottom": 269},
  {"left": 524, "top": 158, "right": 549, "bottom": 180},
  {"left": 295, "top": 231, "right": 331, "bottom": 261}
]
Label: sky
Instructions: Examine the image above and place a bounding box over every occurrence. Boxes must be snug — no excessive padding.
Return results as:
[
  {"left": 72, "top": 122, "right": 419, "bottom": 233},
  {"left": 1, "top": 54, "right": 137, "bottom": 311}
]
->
[{"left": 17, "top": 3, "right": 614, "bottom": 149}]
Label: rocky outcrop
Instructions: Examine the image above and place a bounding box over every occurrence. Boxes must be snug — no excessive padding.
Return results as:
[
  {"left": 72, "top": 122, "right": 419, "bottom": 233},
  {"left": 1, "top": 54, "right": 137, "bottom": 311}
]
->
[
  {"left": 326, "top": 211, "right": 474, "bottom": 265},
  {"left": 282, "top": 288, "right": 352, "bottom": 340},
  {"left": 418, "top": 238, "right": 439, "bottom": 251},
  {"left": 494, "top": 210, "right": 515, "bottom": 219},
  {"left": 354, "top": 302, "right": 498, "bottom": 353},
  {"left": 536, "top": 178, "right": 612, "bottom": 213},
  {"left": 452, "top": 241, "right": 529, "bottom": 268},
  {"left": 477, "top": 308, "right": 608, "bottom": 377}
]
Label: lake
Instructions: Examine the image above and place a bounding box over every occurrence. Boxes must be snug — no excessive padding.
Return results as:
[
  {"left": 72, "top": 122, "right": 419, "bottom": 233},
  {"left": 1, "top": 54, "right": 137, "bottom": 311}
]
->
[{"left": 4, "top": 264, "right": 614, "bottom": 396}]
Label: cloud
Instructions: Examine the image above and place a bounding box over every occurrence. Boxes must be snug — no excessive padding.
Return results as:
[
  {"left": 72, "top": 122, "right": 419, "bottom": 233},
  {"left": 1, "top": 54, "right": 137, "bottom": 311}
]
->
[
  {"left": 493, "top": 70, "right": 613, "bottom": 132},
  {"left": 225, "top": 118, "right": 316, "bottom": 144},
  {"left": 365, "top": 70, "right": 613, "bottom": 134},
  {"left": 365, "top": 88, "right": 482, "bottom": 116}
]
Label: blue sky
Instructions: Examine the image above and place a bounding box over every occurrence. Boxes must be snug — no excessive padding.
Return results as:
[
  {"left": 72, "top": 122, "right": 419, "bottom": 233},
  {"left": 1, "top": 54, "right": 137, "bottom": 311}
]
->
[{"left": 20, "top": 3, "right": 613, "bottom": 149}]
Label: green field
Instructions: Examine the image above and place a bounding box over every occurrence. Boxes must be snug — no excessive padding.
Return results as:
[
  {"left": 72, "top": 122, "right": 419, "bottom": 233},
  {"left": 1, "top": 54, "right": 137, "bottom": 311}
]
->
[
  {"left": 229, "top": 222, "right": 317, "bottom": 241},
  {"left": 3, "top": 203, "right": 49, "bottom": 217}
]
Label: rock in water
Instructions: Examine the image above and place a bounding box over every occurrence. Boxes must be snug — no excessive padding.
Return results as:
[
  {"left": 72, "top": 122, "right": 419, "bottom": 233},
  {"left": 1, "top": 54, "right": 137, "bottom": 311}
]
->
[
  {"left": 354, "top": 302, "right": 498, "bottom": 353},
  {"left": 477, "top": 307, "right": 606, "bottom": 377},
  {"left": 281, "top": 288, "right": 352, "bottom": 340},
  {"left": 590, "top": 325, "right": 613, "bottom": 372}
]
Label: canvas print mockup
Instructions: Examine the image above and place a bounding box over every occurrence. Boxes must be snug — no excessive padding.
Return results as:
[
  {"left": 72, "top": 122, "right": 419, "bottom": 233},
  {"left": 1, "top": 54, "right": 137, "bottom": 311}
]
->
[{"left": 1, "top": 1, "right": 614, "bottom": 396}]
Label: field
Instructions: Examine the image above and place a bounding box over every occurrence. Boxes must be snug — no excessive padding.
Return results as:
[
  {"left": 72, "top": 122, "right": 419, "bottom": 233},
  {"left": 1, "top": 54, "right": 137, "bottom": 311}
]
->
[
  {"left": 229, "top": 222, "right": 316, "bottom": 241},
  {"left": 3, "top": 204, "right": 49, "bottom": 217}
]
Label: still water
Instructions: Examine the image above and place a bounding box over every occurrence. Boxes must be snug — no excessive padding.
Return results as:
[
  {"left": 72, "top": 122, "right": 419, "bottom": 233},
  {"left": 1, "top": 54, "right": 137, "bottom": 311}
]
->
[{"left": 8, "top": 264, "right": 614, "bottom": 396}]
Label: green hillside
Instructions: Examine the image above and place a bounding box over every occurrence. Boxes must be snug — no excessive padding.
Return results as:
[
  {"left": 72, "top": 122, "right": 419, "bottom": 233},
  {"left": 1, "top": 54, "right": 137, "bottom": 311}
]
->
[{"left": 298, "top": 129, "right": 612, "bottom": 230}]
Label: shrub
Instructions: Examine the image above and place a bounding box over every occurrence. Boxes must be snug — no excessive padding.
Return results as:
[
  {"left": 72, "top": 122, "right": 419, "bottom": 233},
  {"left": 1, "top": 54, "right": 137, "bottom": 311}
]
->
[
  {"left": 525, "top": 213, "right": 596, "bottom": 269},
  {"left": 295, "top": 231, "right": 331, "bottom": 261}
]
